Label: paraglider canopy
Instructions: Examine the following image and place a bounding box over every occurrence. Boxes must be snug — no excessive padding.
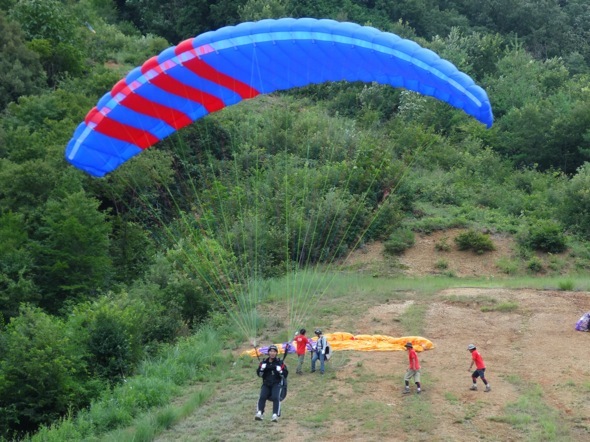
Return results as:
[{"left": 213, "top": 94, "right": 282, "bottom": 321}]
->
[
  {"left": 242, "top": 333, "right": 435, "bottom": 357},
  {"left": 65, "top": 18, "right": 493, "bottom": 177}
]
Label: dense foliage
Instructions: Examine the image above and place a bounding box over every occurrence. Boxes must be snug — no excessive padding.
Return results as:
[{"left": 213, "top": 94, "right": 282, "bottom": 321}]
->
[{"left": 1, "top": 0, "right": 590, "bottom": 439}]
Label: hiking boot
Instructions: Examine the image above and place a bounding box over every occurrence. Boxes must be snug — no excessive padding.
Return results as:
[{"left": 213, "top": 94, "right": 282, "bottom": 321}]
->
[
  {"left": 416, "top": 389, "right": 421, "bottom": 394},
  {"left": 485, "top": 385, "right": 491, "bottom": 392},
  {"left": 255, "top": 411, "right": 263, "bottom": 421},
  {"left": 271, "top": 414, "right": 278, "bottom": 423},
  {"left": 470, "top": 385, "right": 478, "bottom": 391},
  {"left": 403, "top": 388, "right": 411, "bottom": 394}
]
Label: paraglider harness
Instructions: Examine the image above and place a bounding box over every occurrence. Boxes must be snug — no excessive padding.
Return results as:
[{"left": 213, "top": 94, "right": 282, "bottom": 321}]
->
[{"left": 280, "top": 343, "right": 290, "bottom": 401}]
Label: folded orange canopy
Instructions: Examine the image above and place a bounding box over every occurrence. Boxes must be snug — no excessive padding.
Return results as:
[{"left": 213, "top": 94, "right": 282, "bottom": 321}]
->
[{"left": 242, "top": 333, "right": 434, "bottom": 357}]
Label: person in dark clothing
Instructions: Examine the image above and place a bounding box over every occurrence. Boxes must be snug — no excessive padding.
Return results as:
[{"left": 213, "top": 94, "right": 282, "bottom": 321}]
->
[{"left": 255, "top": 344, "right": 288, "bottom": 422}]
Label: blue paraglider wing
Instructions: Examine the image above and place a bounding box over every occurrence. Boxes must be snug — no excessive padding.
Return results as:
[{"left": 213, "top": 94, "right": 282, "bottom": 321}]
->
[{"left": 65, "top": 18, "right": 493, "bottom": 177}]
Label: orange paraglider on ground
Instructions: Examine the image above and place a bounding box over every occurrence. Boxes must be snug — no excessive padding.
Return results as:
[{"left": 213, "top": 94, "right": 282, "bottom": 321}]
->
[{"left": 242, "top": 333, "right": 434, "bottom": 357}]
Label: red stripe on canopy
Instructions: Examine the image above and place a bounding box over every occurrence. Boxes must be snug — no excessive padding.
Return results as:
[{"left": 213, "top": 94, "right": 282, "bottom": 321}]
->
[
  {"left": 141, "top": 64, "right": 225, "bottom": 113},
  {"left": 111, "top": 79, "right": 192, "bottom": 129},
  {"left": 86, "top": 110, "right": 159, "bottom": 149},
  {"left": 119, "top": 92, "right": 192, "bottom": 130},
  {"left": 178, "top": 50, "right": 260, "bottom": 99}
]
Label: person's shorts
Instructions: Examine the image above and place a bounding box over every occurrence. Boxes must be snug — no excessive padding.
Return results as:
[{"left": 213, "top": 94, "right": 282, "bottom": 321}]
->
[
  {"left": 404, "top": 369, "right": 421, "bottom": 382},
  {"left": 472, "top": 368, "right": 486, "bottom": 378}
]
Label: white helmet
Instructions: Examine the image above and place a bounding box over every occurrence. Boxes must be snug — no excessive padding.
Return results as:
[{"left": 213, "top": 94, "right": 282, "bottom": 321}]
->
[{"left": 467, "top": 344, "right": 476, "bottom": 350}]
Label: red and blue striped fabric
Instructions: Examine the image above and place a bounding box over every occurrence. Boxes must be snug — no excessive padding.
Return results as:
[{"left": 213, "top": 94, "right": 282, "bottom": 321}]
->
[{"left": 66, "top": 18, "right": 494, "bottom": 177}]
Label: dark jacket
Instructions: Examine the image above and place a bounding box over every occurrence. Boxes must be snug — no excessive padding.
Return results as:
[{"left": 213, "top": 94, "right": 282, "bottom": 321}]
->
[{"left": 257, "top": 357, "right": 288, "bottom": 386}]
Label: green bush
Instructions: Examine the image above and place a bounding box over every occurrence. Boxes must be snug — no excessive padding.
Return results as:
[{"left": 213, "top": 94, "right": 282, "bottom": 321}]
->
[
  {"left": 434, "top": 236, "right": 452, "bottom": 251},
  {"left": 547, "top": 255, "right": 567, "bottom": 273},
  {"left": 525, "top": 220, "right": 567, "bottom": 253},
  {"left": 87, "top": 312, "right": 133, "bottom": 384},
  {"left": 411, "top": 216, "right": 468, "bottom": 234},
  {"left": 495, "top": 257, "right": 519, "bottom": 275},
  {"left": 562, "top": 163, "right": 590, "bottom": 238},
  {"left": 558, "top": 279, "right": 575, "bottom": 291},
  {"left": 435, "top": 259, "right": 449, "bottom": 270},
  {"left": 527, "top": 256, "right": 544, "bottom": 273},
  {"left": 384, "top": 228, "right": 415, "bottom": 255},
  {"left": 454, "top": 230, "right": 496, "bottom": 254}
]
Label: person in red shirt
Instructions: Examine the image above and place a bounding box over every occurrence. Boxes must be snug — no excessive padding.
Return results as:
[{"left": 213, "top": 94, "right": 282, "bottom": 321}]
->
[
  {"left": 403, "top": 342, "right": 421, "bottom": 394},
  {"left": 467, "top": 344, "right": 491, "bottom": 392},
  {"left": 294, "top": 328, "right": 310, "bottom": 374}
]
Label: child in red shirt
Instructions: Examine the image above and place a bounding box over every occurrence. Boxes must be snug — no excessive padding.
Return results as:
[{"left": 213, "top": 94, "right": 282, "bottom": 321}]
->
[
  {"left": 468, "top": 344, "right": 491, "bottom": 392},
  {"left": 403, "top": 342, "right": 421, "bottom": 394},
  {"left": 294, "top": 328, "right": 310, "bottom": 374}
]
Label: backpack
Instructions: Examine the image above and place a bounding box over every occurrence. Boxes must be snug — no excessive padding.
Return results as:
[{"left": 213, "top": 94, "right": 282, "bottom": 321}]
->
[
  {"left": 315, "top": 335, "right": 332, "bottom": 360},
  {"left": 279, "top": 359, "right": 288, "bottom": 401},
  {"left": 280, "top": 377, "right": 288, "bottom": 401},
  {"left": 324, "top": 341, "right": 332, "bottom": 360}
]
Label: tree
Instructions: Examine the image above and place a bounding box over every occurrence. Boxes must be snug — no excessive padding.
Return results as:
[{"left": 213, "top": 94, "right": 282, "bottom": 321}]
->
[
  {"left": 493, "top": 102, "right": 555, "bottom": 168},
  {"left": 0, "top": 159, "right": 60, "bottom": 215},
  {"left": 87, "top": 311, "right": 132, "bottom": 383},
  {"left": 71, "top": 290, "right": 179, "bottom": 377},
  {"left": 0, "top": 89, "right": 94, "bottom": 166},
  {"left": 429, "top": 29, "right": 505, "bottom": 80},
  {"left": 9, "top": 0, "right": 85, "bottom": 84},
  {"left": 109, "top": 218, "right": 155, "bottom": 283},
  {"left": 562, "top": 162, "right": 590, "bottom": 238},
  {"left": 0, "top": 0, "right": 15, "bottom": 12},
  {"left": 548, "top": 98, "right": 590, "bottom": 173},
  {"left": 238, "top": 0, "right": 288, "bottom": 21},
  {"left": 484, "top": 47, "right": 568, "bottom": 118},
  {"left": 0, "top": 211, "right": 39, "bottom": 321},
  {"left": 92, "top": 147, "right": 175, "bottom": 227},
  {"left": 0, "top": 306, "right": 94, "bottom": 437},
  {"left": 0, "top": 14, "right": 46, "bottom": 111},
  {"left": 488, "top": 51, "right": 588, "bottom": 172},
  {"left": 375, "top": 0, "right": 469, "bottom": 38},
  {"left": 33, "top": 191, "right": 113, "bottom": 313},
  {"left": 119, "top": 0, "right": 247, "bottom": 43},
  {"left": 145, "top": 240, "right": 221, "bottom": 328},
  {"left": 563, "top": 0, "right": 590, "bottom": 64}
]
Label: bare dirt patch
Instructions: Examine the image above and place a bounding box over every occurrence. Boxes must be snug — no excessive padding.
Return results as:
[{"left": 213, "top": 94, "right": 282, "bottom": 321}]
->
[
  {"left": 398, "top": 229, "right": 515, "bottom": 277},
  {"left": 344, "top": 229, "right": 516, "bottom": 277}
]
